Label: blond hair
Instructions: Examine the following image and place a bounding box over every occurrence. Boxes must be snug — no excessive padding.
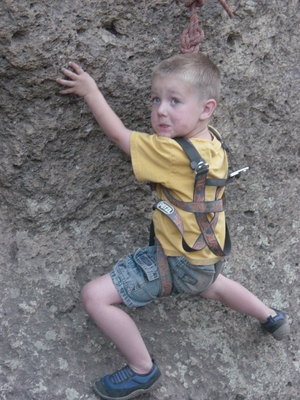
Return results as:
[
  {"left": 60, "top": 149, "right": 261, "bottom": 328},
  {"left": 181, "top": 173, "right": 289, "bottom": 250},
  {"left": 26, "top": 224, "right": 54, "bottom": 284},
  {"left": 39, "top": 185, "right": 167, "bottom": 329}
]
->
[{"left": 152, "top": 53, "right": 221, "bottom": 103}]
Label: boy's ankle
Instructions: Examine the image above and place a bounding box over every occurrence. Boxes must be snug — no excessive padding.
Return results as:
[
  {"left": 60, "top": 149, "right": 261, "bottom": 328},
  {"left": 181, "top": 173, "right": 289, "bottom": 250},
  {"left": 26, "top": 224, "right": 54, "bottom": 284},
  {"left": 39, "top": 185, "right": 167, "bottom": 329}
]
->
[
  {"left": 129, "top": 361, "right": 154, "bottom": 375},
  {"left": 261, "top": 309, "right": 290, "bottom": 341},
  {"left": 259, "top": 308, "right": 277, "bottom": 323},
  {"left": 269, "top": 309, "right": 277, "bottom": 318}
]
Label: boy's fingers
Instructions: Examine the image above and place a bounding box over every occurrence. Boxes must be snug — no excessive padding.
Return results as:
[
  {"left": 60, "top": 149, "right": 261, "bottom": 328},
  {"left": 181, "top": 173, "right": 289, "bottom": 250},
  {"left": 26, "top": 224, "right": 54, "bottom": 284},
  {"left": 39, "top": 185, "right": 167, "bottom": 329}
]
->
[
  {"left": 61, "top": 68, "right": 78, "bottom": 79},
  {"left": 60, "top": 88, "right": 75, "bottom": 95},
  {"left": 57, "top": 78, "right": 75, "bottom": 87},
  {"left": 68, "top": 62, "right": 84, "bottom": 75}
]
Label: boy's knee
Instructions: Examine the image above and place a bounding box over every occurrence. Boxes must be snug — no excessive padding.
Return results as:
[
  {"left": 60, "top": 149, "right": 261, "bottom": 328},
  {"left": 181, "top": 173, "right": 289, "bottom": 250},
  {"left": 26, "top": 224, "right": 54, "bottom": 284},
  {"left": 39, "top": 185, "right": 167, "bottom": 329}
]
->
[
  {"left": 81, "top": 275, "right": 118, "bottom": 311},
  {"left": 81, "top": 274, "right": 122, "bottom": 314},
  {"left": 81, "top": 280, "right": 99, "bottom": 312}
]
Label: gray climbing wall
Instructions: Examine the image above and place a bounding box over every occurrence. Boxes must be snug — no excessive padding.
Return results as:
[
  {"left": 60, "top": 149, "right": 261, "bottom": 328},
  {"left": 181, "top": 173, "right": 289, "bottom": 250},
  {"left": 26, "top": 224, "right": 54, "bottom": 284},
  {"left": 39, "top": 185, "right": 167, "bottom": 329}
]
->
[{"left": 0, "top": 0, "right": 299, "bottom": 398}]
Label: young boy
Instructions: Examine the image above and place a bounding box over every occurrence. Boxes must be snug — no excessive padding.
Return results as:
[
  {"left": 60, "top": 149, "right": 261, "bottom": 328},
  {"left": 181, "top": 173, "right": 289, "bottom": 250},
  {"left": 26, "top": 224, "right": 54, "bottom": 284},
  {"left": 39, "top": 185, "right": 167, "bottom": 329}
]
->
[{"left": 57, "top": 53, "right": 289, "bottom": 400}]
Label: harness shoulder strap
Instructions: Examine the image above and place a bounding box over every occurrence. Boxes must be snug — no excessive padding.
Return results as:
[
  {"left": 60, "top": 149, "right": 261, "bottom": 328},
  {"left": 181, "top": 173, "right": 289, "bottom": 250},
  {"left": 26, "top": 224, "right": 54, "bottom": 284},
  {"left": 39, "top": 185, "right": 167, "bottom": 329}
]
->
[
  {"left": 174, "top": 137, "right": 206, "bottom": 171},
  {"left": 208, "top": 125, "right": 223, "bottom": 142}
]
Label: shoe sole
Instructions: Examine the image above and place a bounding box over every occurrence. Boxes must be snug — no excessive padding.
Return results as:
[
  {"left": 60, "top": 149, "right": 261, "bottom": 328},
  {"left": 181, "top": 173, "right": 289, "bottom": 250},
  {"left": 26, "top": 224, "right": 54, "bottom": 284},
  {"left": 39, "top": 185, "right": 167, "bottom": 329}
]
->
[
  {"left": 93, "top": 376, "right": 162, "bottom": 400},
  {"left": 272, "top": 323, "right": 290, "bottom": 340}
]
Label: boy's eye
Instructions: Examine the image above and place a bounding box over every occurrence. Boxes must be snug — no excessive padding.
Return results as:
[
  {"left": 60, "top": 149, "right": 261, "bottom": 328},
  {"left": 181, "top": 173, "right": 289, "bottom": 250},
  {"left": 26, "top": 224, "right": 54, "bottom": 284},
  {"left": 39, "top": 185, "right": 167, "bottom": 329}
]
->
[
  {"left": 152, "top": 97, "right": 160, "bottom": 104},
  {"left": 171, "top": 98, "right": 180, "bottom": 105}
]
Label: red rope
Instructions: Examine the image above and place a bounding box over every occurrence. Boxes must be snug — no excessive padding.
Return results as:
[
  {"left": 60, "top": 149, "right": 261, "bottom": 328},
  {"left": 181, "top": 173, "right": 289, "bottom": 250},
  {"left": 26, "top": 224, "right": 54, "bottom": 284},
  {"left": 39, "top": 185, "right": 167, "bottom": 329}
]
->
[
  {"left": 180, "top": 2, "right": 204, "bottom": 54},
  {"left": 184, "top": 0, "right": 205, "bottom": 7},
  {"left": 180, "top": 0, "right": 233, "bottom": 54},
  {"left": 218, "top": 0, "right": 233, "bottom": 19}
]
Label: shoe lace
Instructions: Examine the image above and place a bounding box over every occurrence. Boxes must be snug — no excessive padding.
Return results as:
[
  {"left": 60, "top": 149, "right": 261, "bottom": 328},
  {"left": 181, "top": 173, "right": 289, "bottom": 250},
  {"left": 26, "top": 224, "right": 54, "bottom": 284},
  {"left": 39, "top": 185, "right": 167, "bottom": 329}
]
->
[{"left": 110, "top": 365, "right": 133, "bottom": 384}]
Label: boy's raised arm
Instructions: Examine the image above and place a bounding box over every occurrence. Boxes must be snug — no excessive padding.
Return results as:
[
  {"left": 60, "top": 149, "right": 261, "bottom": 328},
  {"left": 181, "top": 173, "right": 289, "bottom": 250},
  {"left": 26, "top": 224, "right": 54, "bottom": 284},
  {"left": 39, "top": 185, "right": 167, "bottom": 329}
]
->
[{"left": 57, "top": 62, "right": 132, "bottom": 155}]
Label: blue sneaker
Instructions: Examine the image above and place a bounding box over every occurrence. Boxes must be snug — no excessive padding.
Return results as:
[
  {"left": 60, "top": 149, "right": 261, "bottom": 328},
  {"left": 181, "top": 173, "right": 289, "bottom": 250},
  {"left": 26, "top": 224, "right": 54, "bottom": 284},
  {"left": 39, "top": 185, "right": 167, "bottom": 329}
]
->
[
  {"left": 93, "top": 358, "right": 162, "bottom": 400},
  {"left": 261, "top": 309, "right": 290, "bottom": 340}
]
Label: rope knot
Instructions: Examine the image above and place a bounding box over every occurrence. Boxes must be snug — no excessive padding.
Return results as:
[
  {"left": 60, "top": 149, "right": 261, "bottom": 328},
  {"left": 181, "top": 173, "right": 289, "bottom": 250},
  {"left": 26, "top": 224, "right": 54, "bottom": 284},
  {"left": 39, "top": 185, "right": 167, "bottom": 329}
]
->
[
  {"left": 180, "top": 2, "right": 204, "bottom": 54},
  {"left": 180, "top": 0, "right": 233, "bottom": 54}
]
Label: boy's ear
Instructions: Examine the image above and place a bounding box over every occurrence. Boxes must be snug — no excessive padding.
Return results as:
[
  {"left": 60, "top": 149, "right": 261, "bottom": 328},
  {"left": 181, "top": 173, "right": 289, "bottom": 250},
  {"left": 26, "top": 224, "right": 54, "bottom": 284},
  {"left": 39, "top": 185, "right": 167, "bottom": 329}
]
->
[{"left": 200, "top": 99, "right": 217, "bottom": 120}]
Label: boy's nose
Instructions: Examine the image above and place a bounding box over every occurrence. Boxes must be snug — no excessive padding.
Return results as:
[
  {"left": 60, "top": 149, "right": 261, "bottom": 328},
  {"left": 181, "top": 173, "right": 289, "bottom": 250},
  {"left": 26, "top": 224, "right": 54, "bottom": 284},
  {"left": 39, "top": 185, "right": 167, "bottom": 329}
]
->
[{"left": 157, "top": 103, "right": 167, "bottom": 116}]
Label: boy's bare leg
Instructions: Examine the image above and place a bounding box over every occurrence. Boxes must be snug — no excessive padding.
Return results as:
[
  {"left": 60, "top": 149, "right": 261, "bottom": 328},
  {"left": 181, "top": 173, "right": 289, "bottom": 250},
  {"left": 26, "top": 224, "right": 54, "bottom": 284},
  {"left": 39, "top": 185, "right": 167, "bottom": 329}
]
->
[
  {"left": 200, "top": 273, "right": 276, "bottom": 322},
  {"left": 81, "top": 273, "right": 153, "bottom": 374}
]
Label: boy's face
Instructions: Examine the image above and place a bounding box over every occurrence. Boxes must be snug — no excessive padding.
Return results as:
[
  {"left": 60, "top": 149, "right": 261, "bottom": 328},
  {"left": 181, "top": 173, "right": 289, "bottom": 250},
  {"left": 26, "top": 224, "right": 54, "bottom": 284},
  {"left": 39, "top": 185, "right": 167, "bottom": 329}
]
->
[{"left": 150, "top": 75, "right": 208, "bottom": 139}]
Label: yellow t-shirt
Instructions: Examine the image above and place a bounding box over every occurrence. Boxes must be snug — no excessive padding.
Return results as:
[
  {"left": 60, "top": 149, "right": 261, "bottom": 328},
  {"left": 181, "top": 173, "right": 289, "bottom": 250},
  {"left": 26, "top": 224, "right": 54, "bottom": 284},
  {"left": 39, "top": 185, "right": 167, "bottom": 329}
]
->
[{"left": 130, "top": 128, "right": 228, "bottom": 265}]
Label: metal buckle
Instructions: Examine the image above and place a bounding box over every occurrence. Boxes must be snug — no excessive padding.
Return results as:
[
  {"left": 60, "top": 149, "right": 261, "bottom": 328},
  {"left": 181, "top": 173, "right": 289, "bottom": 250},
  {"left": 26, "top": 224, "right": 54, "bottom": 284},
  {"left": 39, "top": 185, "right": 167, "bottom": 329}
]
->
[{"left": 191, "top": 160, "right": 209, "bottom": 176}]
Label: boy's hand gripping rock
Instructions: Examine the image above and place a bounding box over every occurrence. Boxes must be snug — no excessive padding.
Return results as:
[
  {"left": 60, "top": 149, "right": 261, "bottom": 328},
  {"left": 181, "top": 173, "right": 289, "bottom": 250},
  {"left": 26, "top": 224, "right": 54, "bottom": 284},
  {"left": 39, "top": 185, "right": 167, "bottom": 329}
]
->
[
  {"left": 56, "top": 61, "right": 132, "bottom": 155},
  {"left": 57, "top": 62, "right": 98, "bottom": 100}
]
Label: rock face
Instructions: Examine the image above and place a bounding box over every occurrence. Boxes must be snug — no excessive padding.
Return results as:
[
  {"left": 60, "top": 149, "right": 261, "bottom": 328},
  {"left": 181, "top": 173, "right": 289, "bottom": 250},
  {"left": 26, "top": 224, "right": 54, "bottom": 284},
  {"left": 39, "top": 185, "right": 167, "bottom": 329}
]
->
[{"left": 0, "top": 0, "right": 299, "bottom": 398}]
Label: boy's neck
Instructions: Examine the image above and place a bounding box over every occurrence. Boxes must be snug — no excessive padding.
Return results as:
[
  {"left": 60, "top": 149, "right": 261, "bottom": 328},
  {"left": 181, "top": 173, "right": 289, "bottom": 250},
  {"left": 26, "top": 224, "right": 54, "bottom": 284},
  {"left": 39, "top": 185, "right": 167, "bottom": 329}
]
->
[{"left": 192, "top": 126, "right": 212, "bottom": 141}]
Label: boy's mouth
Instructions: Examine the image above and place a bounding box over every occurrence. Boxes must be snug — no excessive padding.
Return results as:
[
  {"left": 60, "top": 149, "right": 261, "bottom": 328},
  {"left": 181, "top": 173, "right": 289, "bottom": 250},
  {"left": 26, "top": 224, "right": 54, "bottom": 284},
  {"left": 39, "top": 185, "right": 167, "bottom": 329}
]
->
[{"left": 158, "top": 124, "right": 170, "bottom": 130}]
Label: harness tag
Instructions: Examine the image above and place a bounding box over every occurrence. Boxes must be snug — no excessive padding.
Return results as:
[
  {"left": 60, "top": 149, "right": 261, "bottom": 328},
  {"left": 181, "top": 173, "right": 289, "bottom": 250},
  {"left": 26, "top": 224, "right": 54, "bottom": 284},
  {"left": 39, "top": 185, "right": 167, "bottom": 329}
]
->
[
  {"left": 156, "top": 201, "right": 174, "bottom": 215},
  {"left": 229, "top": 166, "right": 249, "bottom": 178}
]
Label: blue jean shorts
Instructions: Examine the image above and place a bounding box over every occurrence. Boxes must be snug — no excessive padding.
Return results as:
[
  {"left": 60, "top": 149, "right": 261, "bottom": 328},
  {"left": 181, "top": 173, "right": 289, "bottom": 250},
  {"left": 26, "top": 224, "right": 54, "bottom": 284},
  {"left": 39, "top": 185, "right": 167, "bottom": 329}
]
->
[{"left": 110, "top": 241, "right": 224, "bottom": 309}]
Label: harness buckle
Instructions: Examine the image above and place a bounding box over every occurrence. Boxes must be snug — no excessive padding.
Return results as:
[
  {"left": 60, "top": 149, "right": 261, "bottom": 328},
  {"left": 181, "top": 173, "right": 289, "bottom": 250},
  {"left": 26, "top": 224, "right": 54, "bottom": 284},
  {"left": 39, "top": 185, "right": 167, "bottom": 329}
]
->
[{"left": 191, "top": 160, "right": 209, "bottom": 176}]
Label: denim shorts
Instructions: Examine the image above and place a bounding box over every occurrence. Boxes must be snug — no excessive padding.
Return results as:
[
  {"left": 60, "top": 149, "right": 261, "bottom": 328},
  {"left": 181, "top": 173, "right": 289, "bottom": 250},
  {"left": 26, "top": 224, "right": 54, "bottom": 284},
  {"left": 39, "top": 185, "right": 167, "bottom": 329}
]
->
[{"left": 110, "top": 241, "right": 224, "bottom": 309}]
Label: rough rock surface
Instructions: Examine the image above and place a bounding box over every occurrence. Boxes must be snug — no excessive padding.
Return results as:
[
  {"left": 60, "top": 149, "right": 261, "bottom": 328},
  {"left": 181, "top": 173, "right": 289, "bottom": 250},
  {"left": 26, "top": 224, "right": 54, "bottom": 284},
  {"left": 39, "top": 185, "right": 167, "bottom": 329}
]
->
[{"left": 0, "top": 0, "right": 299, "bottom": 399}]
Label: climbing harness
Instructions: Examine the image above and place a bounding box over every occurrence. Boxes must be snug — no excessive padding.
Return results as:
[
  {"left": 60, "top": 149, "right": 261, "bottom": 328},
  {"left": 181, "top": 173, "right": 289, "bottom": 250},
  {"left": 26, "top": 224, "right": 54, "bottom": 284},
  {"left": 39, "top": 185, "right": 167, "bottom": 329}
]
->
[
  {"left": 180, "top": 0, "right": 233, "bottom": 53},
  {"left": 151, "top": 126, "right": 248, "bottom": 296}
]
